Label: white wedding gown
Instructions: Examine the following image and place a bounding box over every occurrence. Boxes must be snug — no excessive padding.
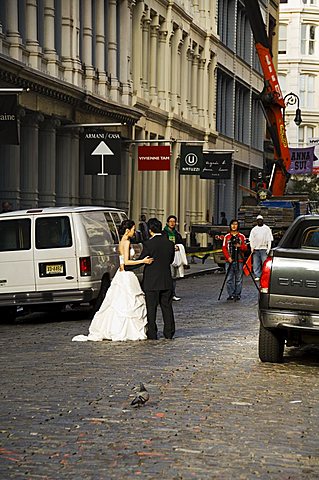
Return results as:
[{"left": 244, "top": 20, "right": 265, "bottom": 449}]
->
[{"left": 72, "top": 268, "right": 147, "bottom": 342}]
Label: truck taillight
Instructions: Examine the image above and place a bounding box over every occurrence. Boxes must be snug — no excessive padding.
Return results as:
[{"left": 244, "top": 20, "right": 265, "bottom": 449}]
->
[
  {"left": 80, "top": 256, "right": 91, "bottom": 276},
  {"left": 260, "top": 257, "right": 272, "bottom": 293}
]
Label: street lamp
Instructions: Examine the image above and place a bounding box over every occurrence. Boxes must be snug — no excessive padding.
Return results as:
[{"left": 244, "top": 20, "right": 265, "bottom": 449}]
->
[{"left": 283, "top": 92, "right": 302, "bottom": 126}]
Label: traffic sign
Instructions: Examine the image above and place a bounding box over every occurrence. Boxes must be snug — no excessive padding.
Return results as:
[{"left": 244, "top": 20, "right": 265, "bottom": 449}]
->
[{"left": 84, "top": 131, "right": 121, "bottom": 175}]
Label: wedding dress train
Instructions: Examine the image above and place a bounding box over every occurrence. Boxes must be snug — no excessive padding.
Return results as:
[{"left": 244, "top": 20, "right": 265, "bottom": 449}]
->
[{"left": 72, "top": 269, "right": 147, "bottom": 342}]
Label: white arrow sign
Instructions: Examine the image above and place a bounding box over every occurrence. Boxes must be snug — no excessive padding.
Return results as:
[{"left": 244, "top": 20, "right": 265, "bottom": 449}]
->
[{"left": 91, "top": 141, "right": 114, "bottom": 175}]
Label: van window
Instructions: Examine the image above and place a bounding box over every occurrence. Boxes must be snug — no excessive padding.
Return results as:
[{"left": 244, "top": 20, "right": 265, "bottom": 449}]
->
[
  {"left": 36, "top": 217, "right": 72, "bottom": 249},
  {"left": 104, "top": 212, "right": 119, "bottom": 244},
  {"left": 81, "top": 212, "right": 113, "bottom": 245},
  {"left": 0, "top": 219, "right": 31, "bottom": 251}
]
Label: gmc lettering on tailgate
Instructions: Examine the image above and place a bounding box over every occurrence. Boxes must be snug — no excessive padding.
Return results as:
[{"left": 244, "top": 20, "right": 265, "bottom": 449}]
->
[{"left": 278, "top": 278, "right": 318, "bottom": 288}]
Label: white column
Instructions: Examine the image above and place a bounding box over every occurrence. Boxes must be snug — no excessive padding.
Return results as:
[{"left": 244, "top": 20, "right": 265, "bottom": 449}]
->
[
  {"left": 117, "top": 144, "right": 129, "bottom": 211},
  {"left": 56, "top": 129, "right": 72, "bottom": 206},
  {"left": 191, "top": 45, "right": 199, "bottom": 123},
  {"left": 20, "top": 113, "right": 44, "bottom": 208},
  {"left": 132, "top": 1, "right": 144, "bottom": 100},
  {"left": 149, "top": 15, "right": 159, "bottom": 103},
  {"left": 158, "top": 26, "right": 168, "bottom": 109},
  {"left": 198, "top": 56, "right": 205, "bottom": 125},
  {"left": 43, "top": 0, "right": 59, "bottom": 76},
  {"left": 38, "top": 118, "right": 60, "bottom": 206},
  {"left": 70, "top": 130, "right": 80, "bottom": 205},
  {"left": 95, "top": 0, "right": 107, "bottom": 97},
  {"left": 5, "top": 0, "right": 22, "bottom": 60},
  {"left": 108, "top": 0, "right": 120, "bottom": 101},
  {"left": 119, "top": 0, "right": 132, "bottom": 104},
  {"left": 142, "top": 16, "right": 151, "bottom": 100},
  {"left": 187, "top": 45, "right": 193, "bottom": 117},
  {"left": 61, "top": 0, "right": 73, "bottom": 84},
  {"left": 180, "top": 35, "right": 188, "bottom": 118},
  {"left": 0, "top": 144, "right": 21, "bottom": 209},
  {"left": 92, "top": 176, "right": 105, "bottom": 206},
  {"left": 82, "top": 0, "right": 95, "bottom": 92},
  {"left": 25, "top": 0, "right": 41, "bottom": 69},
  {"left": 79, "top": 135, "right": 93, "bottom": 205}
]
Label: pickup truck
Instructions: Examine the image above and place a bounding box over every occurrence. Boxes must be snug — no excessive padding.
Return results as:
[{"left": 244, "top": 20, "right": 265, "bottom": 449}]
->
[{"left": 258, "top": 215, "right": 319, "bottom": 362}]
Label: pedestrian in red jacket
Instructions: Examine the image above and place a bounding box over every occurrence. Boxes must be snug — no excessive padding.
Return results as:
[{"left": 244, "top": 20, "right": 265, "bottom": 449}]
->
[{"left": 222, "top": 219, "right": 247, "bottom": 301}]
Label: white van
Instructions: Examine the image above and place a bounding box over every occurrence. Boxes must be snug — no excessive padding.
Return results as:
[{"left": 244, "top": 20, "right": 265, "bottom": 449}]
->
[{"left": 0, "top": 206, "right": 142, "bottom": 321}]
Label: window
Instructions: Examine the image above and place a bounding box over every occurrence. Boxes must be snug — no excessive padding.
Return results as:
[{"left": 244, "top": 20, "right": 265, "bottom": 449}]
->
[
  {"left": 301, "top": 24, "right": 316, "bottom": 55},
  {"left": 302, "top": 0, "right": 317, "bottom": 5},
  {"left": 298, "top": 125, "right": 315, "bottom": 146},
  {"left": 36, "top": 217, "right": 72, "bottom": 249},
  {"left": 81, "top": 212, "right": 113, "bottom": 246},
  {"left": 218, "top": 0, "right": 236, "bottom": 50},
  {"left": 216, "top": 69, "right": 234, "bottom": 138},
  {"left": 236, "top": 4, "right": 251, "bottom": 63},
  {"left": 302, "top": 228, "right": 319, "bottom": 248},
  {"left": 279, "top": 24, "right": 287, "bottom": 54},
  {"left": 104, "top": 212, "right": 119, "bottom": 244},
  {"left": 278, "top": 74, "right": 286, "bottom": 96},
  {"left": 251, "top": 94, "right": 264, "bottom": 151},
  {"left": 0, "top": 219, "right": 31, "bottom": 251},
  {"left": 300, "top": 74, "right": 315, "bottom": 108},
  {"left": 235, "top": 82, "right": 250, "bottom": 145}
]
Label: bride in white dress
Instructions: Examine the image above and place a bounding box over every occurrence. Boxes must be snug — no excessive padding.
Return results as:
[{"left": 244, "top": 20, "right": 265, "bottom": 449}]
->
[{"left": 72, "top": 219, "right": 153, "bottom": 342}]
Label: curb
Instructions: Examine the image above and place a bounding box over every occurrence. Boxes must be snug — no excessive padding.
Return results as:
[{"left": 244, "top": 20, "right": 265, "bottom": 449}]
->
[{"left": 180, "top": 266, "right": 222, "bottom": 278}]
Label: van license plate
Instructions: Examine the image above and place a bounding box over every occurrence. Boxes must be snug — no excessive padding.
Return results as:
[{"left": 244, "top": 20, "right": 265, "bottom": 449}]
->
[{"left": 39, "top": 262, "right": 65, "bottom": 277}]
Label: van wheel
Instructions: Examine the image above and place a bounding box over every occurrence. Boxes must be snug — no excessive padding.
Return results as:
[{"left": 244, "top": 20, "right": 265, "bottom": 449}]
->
[
  {"left": 259, "top": 323, "right": 284, "bottom": 363},
  {"left": 91, "top": 276, "right": 111, "bottom": 316},
  {"left": 0, "top": 307, "right": 17, "bottom": 323}
]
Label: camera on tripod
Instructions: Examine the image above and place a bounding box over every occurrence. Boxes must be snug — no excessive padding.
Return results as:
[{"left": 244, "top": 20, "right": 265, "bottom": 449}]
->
[{"left": 230, "top": 235, "right": 240, "bottom": 259}]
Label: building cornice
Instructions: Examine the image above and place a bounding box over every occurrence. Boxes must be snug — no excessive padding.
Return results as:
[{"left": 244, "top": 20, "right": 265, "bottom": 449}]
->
[{"left": 0, "top": 55, "right": 143, "bottom": 126}]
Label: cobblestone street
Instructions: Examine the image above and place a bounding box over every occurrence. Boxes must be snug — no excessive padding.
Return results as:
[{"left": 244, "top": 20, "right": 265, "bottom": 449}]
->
[{"left": 1, "top": 271, "right": 319, "bottom": 479}]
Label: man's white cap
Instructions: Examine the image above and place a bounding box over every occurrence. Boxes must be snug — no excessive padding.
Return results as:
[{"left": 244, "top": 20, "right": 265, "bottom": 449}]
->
[{"left": 256, "top": 215, "right": 263, "bottom": 220}]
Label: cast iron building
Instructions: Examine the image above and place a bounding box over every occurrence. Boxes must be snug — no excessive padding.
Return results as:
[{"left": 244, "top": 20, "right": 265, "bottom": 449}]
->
[
  {"left": 278, "top": 0, "right": 319, "bottom": 148},
  {"left": 0, "top": 1, "right": 278, "bottom": 234}
]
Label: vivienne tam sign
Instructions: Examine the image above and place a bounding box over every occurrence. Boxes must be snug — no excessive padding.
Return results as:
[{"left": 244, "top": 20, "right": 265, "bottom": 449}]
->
[{"left": 138, "top": 146, "right": 171, "bottom": 171}]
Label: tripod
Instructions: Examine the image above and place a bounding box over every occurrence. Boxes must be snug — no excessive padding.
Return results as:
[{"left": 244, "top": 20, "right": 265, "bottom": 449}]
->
[{"left": 218, "top": 247, "right": 259, "bottom": 300}]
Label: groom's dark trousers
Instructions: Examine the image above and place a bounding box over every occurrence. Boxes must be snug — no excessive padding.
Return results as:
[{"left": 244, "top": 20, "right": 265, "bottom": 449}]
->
[{"left": 140, "top": 234, "right": 175, "bottom": 340}]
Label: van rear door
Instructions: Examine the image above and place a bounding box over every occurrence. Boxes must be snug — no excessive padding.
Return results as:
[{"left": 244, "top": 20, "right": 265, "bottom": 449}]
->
[
  {"left": 34, "top": 215, "right": 79, "bottom": 291},
  {"left": 0, "top": 217, "right": 35, "bottom": 294}
]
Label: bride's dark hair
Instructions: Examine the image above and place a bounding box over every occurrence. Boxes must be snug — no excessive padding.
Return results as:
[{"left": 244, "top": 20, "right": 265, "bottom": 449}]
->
[{"left": 119, "top": 219, "right": 135, "bottom": 237}]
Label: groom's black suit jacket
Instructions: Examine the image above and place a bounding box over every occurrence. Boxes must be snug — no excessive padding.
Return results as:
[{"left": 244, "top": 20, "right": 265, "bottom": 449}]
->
[{"left": 140, "top": 234, "right": 175, "bottom": 291}]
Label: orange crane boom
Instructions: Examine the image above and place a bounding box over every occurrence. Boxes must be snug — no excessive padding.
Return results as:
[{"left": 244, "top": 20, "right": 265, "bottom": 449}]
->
[{"left": 244, "top": 0, "right": 291, "bottom": 196}]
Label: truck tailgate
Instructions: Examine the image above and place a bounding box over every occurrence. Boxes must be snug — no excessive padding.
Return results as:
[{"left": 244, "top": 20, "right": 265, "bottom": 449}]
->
[{"left": 269, "top": 249, "right": 319, "bottom": 311}]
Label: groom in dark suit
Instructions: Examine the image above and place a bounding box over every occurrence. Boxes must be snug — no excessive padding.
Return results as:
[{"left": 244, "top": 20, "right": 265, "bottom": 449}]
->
[{"left": 140, "top": 218, "right": 175, "bottom": 340}]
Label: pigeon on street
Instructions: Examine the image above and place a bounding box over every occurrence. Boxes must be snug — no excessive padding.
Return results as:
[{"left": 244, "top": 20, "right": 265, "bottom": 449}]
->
[{"left": 131, "top": 383, "right": 149, "bottom": 407}]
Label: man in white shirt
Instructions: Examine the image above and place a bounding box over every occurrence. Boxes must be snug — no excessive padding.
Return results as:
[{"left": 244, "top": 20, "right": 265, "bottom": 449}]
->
[{"left": 249, "top": 215, "right": 273, "bottom": 281}]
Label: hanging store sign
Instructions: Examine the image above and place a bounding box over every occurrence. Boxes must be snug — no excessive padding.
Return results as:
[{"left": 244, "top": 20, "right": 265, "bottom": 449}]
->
[
  {"left": 180, "top": 145, "right": 203, "bottom": 175},
  {"left": 0, "top": 95, "right": 19, "bottom": 145},
  {"left": 138, "top": 146, "right": 171, "bottom": 171},
  {"left": 200, "top": 152, "right": 232, "bottom": 179},
  {"left": 288, "top": 146, "right": 316, "bottom": 175},
  {"left": 308, "top": 138, "right": 319, "bottom": 174},
  {"left": 84, "top": 131, "right": 121, "bottom": 175}
]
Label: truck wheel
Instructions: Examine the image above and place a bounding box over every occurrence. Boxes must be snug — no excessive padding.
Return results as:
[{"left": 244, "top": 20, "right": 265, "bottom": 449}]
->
[{"left": 258, "top": 323, "right": 284, "bottom": 363}]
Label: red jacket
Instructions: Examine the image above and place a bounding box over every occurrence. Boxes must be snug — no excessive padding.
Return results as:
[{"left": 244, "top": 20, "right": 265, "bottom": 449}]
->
[{"left": 222, "top": 232, "right": 247, "bottom": 263}]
